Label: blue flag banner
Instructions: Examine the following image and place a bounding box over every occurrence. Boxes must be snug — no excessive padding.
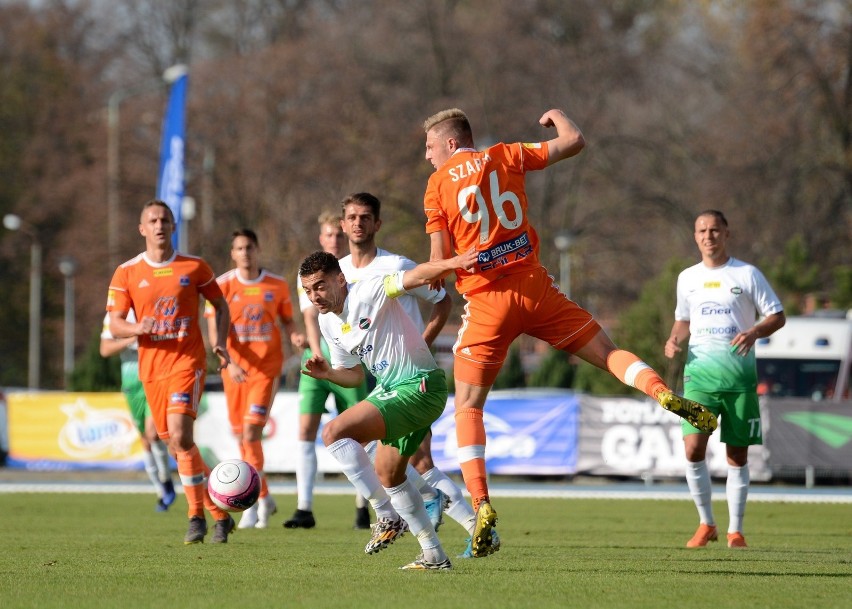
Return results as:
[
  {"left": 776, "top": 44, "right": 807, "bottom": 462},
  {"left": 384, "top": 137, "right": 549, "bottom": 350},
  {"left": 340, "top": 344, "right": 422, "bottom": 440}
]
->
[
  {"left": 430, "top": 389, "right": 580, "bottom": 475},
  {"left": 156, "top": 71, "right": 188, "bottom": 249}
]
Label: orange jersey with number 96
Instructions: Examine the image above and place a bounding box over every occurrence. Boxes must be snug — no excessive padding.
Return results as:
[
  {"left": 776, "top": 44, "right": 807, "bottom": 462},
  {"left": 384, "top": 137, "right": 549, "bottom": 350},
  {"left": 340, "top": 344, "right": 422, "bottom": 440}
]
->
[{"left": 424, "top": 141, "right": 550, "bottom": 294}]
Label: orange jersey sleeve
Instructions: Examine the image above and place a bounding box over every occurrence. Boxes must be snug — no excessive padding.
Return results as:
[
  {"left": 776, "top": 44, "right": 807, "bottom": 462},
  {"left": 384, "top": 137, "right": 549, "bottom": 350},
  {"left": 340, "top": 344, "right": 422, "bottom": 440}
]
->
[
  {"left": 107, "top": 253, "right": 221, "bottom": 382},
  {"left": 217, "top": 269, "right": 293, "bottom": 377},
  {"left": 424, "top": 141, "right": 550, "bottom": 294}
]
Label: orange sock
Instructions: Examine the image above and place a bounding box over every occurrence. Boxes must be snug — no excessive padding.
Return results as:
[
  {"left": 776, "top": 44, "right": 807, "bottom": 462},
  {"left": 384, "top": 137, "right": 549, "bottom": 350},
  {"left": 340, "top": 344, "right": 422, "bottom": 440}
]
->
[
  {"left": 178, "top": 444, "right": 227, "bottom": 520},
  {"left": 176, "top": 445, "right": 206, "bottom": 518},
  {"left": 606, "top": 349, "right": 668, "bottom": 399},
  {"left": 243, "top": 439, "right": 267, "bottom": 498},
  {"left": 455, "top": 407, "right": 489, "bottom": 509}
]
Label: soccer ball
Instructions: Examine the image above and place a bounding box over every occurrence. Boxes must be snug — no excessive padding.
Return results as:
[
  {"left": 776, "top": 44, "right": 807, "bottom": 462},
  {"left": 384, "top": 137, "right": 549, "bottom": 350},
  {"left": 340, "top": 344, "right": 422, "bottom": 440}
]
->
[{"left": 208, "top": 459, "right": 261, "bottom": 512}]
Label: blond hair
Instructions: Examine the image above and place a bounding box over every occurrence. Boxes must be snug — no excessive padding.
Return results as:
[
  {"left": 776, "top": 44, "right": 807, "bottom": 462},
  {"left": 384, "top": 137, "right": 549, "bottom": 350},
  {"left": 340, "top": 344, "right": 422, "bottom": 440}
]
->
[
  {"left": 317, "top": 209, "right": 341, "bottom": 227},
  {"left": 423, "top": 108, "right": 473, "bottom": 146}
]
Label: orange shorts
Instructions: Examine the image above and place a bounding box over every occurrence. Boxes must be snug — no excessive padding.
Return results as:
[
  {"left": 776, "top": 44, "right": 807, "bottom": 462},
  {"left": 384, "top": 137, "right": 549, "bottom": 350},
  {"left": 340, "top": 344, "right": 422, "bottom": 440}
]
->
[
  {"left": 454, "top": 266, "right": 600, "bottom": 386},
  {"left": 222, "top": 372, "right": 279, "bottom": 435},
  {"left": 143, "top": 368, "right": 206, "bottom": 440}
]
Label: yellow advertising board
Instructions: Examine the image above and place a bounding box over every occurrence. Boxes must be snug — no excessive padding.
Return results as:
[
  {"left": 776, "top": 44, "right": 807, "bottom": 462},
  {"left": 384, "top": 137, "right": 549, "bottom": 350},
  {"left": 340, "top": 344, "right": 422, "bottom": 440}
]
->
[{"left": 7, "top": 392, "right": 144, "bottom": 469}]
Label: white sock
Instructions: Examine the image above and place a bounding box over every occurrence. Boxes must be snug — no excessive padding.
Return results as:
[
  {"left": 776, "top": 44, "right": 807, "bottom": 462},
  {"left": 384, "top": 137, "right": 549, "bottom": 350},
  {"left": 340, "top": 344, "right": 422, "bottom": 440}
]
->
[
  {"left": 423, "top": 466, "right": 476, "bottom": 534},
  {"left": 386, "top": 479, "right": 446, "bottom": 564},
  {"left": 150, "top": 439, "right": 171, "bottom": 484},
  {"left": 142, "top": 450, "right": 163, "bottom": 497},
  {"left": 364, "top": 441, "right": 377, "bottom": 463},
  {"left": 406, "top": 464, "right": 437, "bottom": 500},
  {"left": 326, "top": 438, "right": 395, "bottom": 519},
  {"left": 726, "top": 465, "right": 749, "bottom": 534},
  {"left": 686, "top": 460, "right": 714, "bottom": 526},
  {"left": 355, "top": 493, "right": 368, "bottom": 509},
  {"left": 296, "top": 440, "right": 317, "bottom": 511}
]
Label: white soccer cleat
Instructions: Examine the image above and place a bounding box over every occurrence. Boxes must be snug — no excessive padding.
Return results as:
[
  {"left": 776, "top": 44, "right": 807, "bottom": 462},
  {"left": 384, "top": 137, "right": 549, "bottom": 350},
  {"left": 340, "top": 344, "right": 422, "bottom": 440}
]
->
[
  {"left": 237, "top": 502, "right": 259, "bottom": 529},
  {"left": 255, "top": 495, "right": 277, "bottom": 529}
]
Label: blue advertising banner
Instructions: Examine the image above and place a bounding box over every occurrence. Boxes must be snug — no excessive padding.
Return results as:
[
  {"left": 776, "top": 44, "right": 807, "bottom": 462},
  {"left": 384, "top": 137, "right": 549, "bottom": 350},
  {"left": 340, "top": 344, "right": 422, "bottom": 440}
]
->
[
  {"left": 156, "top": 71, "right": 188, "bottom": 249},
  {"left": 429, "top": 389, "right": 580, "bottom": 475}
]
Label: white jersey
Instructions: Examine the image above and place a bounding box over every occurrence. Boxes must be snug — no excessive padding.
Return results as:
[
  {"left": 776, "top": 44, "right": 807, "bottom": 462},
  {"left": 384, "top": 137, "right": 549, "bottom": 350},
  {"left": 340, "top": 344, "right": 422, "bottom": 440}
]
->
[
  {"left": 318, "top": 273, "right": 438, "bottom": 389},
  {"left": 101, "top": 310, "right": 138, "bottom": 364},
  {"left": 675, "top": 257, "right": 783, "bottom": 391},
  {"left": 338, "top": 248, "right": 446, "bottom": 333}
]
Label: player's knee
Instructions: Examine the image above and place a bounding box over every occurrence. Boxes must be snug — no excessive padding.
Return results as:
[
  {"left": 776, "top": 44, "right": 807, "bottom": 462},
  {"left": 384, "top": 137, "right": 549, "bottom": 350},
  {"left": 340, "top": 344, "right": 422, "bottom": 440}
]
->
[{"left": 320, "top": 420, "right": 341, "bottom": 447}]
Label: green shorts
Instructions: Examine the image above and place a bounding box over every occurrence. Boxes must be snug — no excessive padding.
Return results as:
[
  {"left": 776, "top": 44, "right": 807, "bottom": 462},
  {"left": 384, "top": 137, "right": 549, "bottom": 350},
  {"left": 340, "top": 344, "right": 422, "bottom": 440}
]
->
[
  {"left": 682, "top": 388, "right": 762, "bottom": 446},
  {"left": 121, "top": 361, "right": 151, "bottom": 435},
  {"left": 367, "top": 369, "right": 447, "bottom": 457},
  {"left": 298, "top": 345, "right": 367, "bottom": 415}
]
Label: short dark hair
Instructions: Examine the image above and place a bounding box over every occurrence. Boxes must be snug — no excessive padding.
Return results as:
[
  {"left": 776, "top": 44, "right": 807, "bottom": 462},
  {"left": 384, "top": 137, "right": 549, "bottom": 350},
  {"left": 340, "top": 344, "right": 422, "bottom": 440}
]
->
[
  {"left": 697, "top": 209, "right": 728, "bottom": 226},
  {"left": 341, "top": 192, "right": 381, "bottom": 220},
  {"left": 232, "top": 228, "right": 259, "bottom": 246},
  {"left": 141, "top": 199, "right": 174, "bottom": 222},
  {"left": 299, "top": 250, "right": 341, "bottom": 278}
]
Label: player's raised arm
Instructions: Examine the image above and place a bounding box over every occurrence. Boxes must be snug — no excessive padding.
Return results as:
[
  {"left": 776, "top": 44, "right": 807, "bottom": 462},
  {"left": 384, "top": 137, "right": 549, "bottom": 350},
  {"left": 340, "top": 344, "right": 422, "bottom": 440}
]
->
[{"left": 539, "top": 109, "right": 585, "bottom": 166}]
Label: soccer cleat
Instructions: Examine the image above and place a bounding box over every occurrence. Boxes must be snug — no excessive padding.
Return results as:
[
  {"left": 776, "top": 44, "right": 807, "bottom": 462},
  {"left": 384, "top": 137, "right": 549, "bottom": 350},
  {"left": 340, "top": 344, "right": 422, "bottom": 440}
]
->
[
  {"left": 283, "top": 509, "right": 316, "bottom": 529},
  {"left": 353, "top": 506, "right": 371, "bottom": 530},
  {"left": 161, "top": 479, "right": 177, "bottom": 507},
  {"left": 255, "top": 495, "right": 277, "bottom": 529},
  {"left": 155, "top": 498, "right": 169, "bottom": 512},
  {"left": 238, "top": 502, "right": 259, "bottom": 529},
  {"left": 364, "top": 516, "right": 407, "bottom": 555},
  {"left": 399, "top": 552, "right": 452, "bottom": 570},
  {"left": 458, "top": 528, "right": 501, "bottom": 559},
  {"left": 686, "top": 523, "right": 718, "bottom": 548},
  {"left": 471, "top": 501, "right": 499, "bottom": 557},
  {"left": 727, "top": 532, "right": 748, "bottom": 548},
  {"left": 183, "top": 516, "right": 208, "bottom": 544},
  {"left": 211, "top": 514, "right": 236, "bottom": 543},
  {"left": 656, "top": 391, "right": 718, "bottom": 433},
  {"left": 423, "top": 489, "right": 449, "bottom": 532}
]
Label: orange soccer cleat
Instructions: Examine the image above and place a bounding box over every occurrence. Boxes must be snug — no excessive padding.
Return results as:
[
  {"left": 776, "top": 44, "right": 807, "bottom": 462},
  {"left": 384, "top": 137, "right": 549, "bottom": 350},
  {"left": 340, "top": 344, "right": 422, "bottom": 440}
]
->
[
  {"left": 727, "top": 532, "right": 748, "bottom": 548},
  {"left": 686, "top": 523, "right": 718, "bottom": 548}
]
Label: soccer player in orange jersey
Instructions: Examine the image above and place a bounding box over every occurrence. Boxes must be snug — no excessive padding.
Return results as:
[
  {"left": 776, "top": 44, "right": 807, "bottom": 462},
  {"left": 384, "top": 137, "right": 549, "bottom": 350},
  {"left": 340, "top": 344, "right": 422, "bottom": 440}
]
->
[
  {"left": 206, "top": 228, "right": 300, "bottom": 529},
  {"left": 107, "top": 199, "right": 242, "bottom": 544},
  {"left": 421, "top": 108, "right": 719, "bottom": 557}
]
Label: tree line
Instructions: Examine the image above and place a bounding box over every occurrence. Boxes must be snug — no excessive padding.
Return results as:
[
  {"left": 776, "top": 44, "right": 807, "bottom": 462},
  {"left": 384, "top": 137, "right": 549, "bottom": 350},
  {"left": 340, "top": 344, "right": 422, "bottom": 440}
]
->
[{"left": 0, "top": 0, "right": 849, "bottom": 389}]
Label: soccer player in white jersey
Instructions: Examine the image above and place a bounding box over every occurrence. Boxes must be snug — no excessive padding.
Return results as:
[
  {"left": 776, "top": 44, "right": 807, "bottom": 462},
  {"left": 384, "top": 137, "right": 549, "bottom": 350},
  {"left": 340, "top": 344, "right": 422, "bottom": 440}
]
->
[
  {"left": 338, "top": 192, "right": 483, "bottom": 556},
  {"left": 665, "top": 210, "right": 785, "bottom": 549},
  {"left": 287, "top": 211, "right": 370, "bottom": 530},
  {"left": 298, "top": 247, "right": 476, "bottom": 570}
]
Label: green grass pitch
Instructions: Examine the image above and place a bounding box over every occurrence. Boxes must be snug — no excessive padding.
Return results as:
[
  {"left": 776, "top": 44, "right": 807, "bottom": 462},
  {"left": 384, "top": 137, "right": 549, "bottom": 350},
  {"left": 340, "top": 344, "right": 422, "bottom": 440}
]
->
[{"left": 1, "top": 492, "right": 850, "bottom": 609}]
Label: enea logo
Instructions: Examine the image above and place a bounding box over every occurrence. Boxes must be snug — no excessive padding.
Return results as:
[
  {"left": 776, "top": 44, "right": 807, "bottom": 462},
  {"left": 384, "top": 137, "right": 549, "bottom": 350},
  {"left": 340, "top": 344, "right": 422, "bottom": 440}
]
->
[
  {"left": 58, "top": 399, "right": 138, "bottom": 458},
  {"left": 243, "top": 304, "right": 264, "bottom": 322},
  {"left": 154, "top": 296, "right": 178, "bottom": 316},
  {"left": 699, "top": 301, "right": 731, "bottom": 316},
  {"left": 782, "top": 412, "right": 852, "bottom": 448},
  {"left": 358, "top": 317, "right": 372, "bottom": 330}
]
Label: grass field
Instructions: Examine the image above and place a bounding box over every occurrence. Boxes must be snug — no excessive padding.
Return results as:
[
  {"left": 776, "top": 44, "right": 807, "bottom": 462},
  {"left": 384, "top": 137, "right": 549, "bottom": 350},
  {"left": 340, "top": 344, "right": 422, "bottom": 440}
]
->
[{"left": 1, "top": 492, "right": 850, "bottom": 609}]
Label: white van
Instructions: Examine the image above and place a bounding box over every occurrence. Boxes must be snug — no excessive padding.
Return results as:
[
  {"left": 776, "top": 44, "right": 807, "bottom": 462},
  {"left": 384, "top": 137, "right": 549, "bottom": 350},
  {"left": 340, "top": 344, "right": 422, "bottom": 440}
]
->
[{"left": 755, "top": 313, "right": 852, "bottom": 402}]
